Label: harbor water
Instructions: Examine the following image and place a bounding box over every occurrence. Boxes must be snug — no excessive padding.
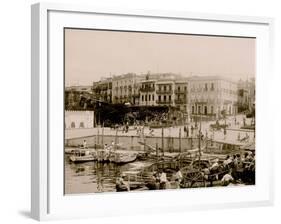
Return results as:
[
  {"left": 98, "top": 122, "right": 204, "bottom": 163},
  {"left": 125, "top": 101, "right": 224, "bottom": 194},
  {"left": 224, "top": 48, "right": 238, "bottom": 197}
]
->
[{"left": 64, "top": 157, "right": 151, "bottom": 194}]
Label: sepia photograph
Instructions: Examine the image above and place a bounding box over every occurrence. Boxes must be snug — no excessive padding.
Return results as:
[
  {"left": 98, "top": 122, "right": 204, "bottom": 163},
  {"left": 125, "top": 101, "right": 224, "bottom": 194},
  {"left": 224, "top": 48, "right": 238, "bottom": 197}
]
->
[{"left": 64, "top": 28, "right": 256, "bottom": 194}]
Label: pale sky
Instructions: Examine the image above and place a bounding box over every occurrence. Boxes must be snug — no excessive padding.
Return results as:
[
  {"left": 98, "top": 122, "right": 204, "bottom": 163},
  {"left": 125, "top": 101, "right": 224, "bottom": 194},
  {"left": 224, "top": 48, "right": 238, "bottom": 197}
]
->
[{"left": 65, "top": 28, "right": 255, "bottom": 86}]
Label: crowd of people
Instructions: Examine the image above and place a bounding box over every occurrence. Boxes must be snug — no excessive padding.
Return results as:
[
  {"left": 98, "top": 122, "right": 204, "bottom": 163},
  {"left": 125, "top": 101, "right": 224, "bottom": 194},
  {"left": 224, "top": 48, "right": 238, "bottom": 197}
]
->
[
  {"left": 203, "top": 151, "right": 256, "bottom": 186},
  {"left": 147, "top": 111, "right": 169, "bottom": 123},
  {"left": 115, "top": 150, "right": 255, "bottom": 192}
]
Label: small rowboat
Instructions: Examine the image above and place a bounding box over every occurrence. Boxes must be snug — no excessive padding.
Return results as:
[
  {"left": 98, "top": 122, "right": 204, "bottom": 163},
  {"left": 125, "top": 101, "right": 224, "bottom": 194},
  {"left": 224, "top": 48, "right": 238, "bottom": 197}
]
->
[
  {"left": 109, "top": 152, "right": 137, "bottom": 164},
  {"left": 68, "top": 148, "right": 137, "bottom": 164},
  {"left": 69, "top": 154, "right": 95, "bottom": 163},
  {"left": 69, "top": 150, "right": 95, "bottom": 163}
]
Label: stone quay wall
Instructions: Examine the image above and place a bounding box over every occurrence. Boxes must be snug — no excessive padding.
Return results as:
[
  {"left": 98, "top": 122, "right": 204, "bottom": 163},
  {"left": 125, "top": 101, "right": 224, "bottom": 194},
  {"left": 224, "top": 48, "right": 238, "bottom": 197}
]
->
[{"left": 65, "top": 134, "right": 200, "bottom": 153}]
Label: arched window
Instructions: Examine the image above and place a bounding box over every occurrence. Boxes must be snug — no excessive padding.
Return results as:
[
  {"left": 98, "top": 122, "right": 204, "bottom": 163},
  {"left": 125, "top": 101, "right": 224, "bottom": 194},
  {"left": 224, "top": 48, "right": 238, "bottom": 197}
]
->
[
  {"left": 79, "top": 122, "right": 85, "bottom": 128},
  {"left": 71, "top": 122, "right": 75, "bottom": 128}
]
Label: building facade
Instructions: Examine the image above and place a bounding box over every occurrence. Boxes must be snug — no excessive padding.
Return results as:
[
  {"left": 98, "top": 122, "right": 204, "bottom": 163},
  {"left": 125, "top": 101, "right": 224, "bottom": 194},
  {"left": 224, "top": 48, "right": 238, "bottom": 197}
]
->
[
  {"left": 174, "top": 80, "right": 188, "bottom": 113},
  {"left": 189, "top": 76, "right": 238, "bottom": 118},
  {"left": 237, "top": 78, "right": 255, "bottom": 112},
  {"left": 92, "top": 78, "right": 112, "bottom": 103},
  {"left": 65, "top": 110, "right": 94, "bottom": 129},
  {"left": 112, "top": 73, "right": 144, "bottom": 105},
  {"left": 90, "top": 74, "right": 245, "bottom": 120},
  {"left": 155, "top": 78, "right": 175, "bottom": 107},
  {"left": 139, "top": 73, "right": 188, "bottom": 113},
  {"left": 139, "top": 75, "right": 157, "bottom": 106}
]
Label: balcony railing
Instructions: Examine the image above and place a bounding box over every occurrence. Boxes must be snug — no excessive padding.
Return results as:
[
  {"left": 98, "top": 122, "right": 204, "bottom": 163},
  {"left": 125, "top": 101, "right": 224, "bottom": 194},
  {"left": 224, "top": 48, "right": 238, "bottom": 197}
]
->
[
  {"left": 132, "top": 93, "right": 140, "bottom": 97},
  {"left": 156, "top": 90, "right": 172, "bottom": 94},
  {"left": 175, "top": 99, "right": 187, "bottom": 104},
  {"left": 156, "top": 100, "right": 173, "bottom": 105},
  {"left": 174, "top": 89, "right": 188, "bottom": 94},
  {"left": 139, "top": 87, "right": 155, "bottom": 92}
]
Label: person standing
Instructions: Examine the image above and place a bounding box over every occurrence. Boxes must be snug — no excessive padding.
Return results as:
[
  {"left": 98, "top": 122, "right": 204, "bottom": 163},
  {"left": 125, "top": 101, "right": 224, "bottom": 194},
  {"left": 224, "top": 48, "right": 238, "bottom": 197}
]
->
[
  {"left": 159, "top": 170, "right": 167, "bottom": 190},
  {"left": 116, "top": 173, "right": 129, "bottom": 192},
  {"left": 83, "top": 139, "right": 87, "bottom": 149},
  {"left": 221, "top": 170, "right": 234, "bottom": 186},
  {"left": 175, "top": 168, "right": 183, "bottom": 189},
  {"left": 237, "top": 132, "right": 241, "bottom": 141}
]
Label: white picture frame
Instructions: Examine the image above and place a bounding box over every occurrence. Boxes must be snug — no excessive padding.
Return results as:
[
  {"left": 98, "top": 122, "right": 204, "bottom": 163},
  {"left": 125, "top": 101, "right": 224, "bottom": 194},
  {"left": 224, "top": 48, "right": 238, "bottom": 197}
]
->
[{"left": 31, "top": 2, "right": 274, "bottom": 221}]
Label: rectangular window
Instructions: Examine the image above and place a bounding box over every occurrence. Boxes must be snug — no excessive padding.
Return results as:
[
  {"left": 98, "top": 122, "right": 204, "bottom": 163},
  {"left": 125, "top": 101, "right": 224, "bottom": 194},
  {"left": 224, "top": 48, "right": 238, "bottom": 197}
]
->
[
  {"left": 158, "top": 95, "right": 161, "bottom": 101},
  {"left": 164, "top": 86, "right": 166, "bottom": 91},
  {"left": 169, "top": 95, "right": 171, "bottom": 101},
  {"left": 152, "top": 94, "right": 154, "bottom": 101},
  {"left": 142, "top": 95, "right": 144, "bottom": 101},
  {"left": 164, "top": 95, "right": 166, "bottom": 101},
  {"left": 149, "top": 94, "right": 151, "bottom": 101},
  {"left": 205, "top": 83, "right": 208, "bottom": 91},
  {"left": 145, "top": 95, "right": 147, "bottom": 101}
]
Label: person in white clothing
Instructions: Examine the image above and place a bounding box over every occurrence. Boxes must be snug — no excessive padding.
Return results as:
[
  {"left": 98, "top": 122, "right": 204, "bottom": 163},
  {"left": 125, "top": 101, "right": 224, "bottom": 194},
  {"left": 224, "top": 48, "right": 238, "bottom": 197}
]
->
[
  {"left": 159, "top": 170, "right": 167, "bottom": 189},
  {"left": 221, "top": 170, "right": 234, "bottom": 186},
  {"left": 175, "top": 169, "right": 183, "bottom": 189},
  {"left": 82, "top": 139, "right": 87, "bottom": 149}
]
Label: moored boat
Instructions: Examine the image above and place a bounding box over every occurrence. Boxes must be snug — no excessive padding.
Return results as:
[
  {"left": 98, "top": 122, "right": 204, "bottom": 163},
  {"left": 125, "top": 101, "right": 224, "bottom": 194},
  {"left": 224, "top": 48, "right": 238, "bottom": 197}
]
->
[
  {"left": 69, "top": 150, "right": 95, "bottom": 163},
  {"left": 109, "top": 151, "right": 137, "bottom": 164}
]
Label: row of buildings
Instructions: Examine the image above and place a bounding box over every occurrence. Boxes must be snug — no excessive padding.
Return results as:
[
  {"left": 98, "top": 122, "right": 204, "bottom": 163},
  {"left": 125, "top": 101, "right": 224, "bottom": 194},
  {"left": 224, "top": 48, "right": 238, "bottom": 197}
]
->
[{"left": 67, "top": 72, "right": 255, "bottom": 119}]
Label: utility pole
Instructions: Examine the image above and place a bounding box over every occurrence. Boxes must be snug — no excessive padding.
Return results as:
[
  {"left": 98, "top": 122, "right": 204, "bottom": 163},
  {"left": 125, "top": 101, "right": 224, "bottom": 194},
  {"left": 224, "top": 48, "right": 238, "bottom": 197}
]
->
[
  {"left": 179, "top": 128, "right": 182, "bottom": 153},
  {"left": 161, "top": 127, "right": 164, "bottom": 157},
  {"left": 101, "top": 122, "right": 104, "bottom": 146},
  {"left": 156, "top": 143, "right": 159, "bottom": 162},
  {"left": 114, "top": 128, "right": 118, "bottom": 151},
  {"left": 198, "top": 109, "right": 202, "bottom": 171}
]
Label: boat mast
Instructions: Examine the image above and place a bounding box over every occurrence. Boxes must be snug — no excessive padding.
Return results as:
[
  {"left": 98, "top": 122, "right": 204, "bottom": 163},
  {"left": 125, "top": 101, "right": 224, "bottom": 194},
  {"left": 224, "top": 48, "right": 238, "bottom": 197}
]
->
[
  {"left": 114, "top": 128, "right": 118, "bottom": 151},
  {"left": 198, "top": 110, "right": 202, "bottom": 171}
]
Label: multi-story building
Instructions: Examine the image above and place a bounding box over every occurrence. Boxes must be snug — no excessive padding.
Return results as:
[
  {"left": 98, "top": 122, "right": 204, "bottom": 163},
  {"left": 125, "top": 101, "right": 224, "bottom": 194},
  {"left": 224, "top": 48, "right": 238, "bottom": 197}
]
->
[
  {"left": 174, "top": 80, "right": 188, "bottom": 113},
  {"left": 112, "top": 73, "right": 144, "bottom": 105},
  {"left": 139, "top": 73, "right": 188, "bottom": 113},
  {"left": 92, "top": 78, "right": 112, "bottom": 103},
  {"left": 189, "top": 76, "right": 238, "bottom": 118},
  {"left": 91, "top": 73, "right": 242, "bottom": 120},
  {"left": 139, "top": 74, "right": 157, "bottom": 106},
  {"left": 237, "top": 77, "right": 255, "bottom": 112},
  {"left": 237, "top": 88, "right": 249, "bottom": 112},
  {"left": 155, "top": 78, "right": 175, "bottom": 107}
]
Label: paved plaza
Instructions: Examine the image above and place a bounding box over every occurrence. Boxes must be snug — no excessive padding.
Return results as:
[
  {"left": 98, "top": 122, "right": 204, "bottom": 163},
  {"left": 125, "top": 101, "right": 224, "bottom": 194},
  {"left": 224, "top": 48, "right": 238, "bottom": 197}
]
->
[{"left": 66, "top": 114, "right": 255, "bottom": 145}]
